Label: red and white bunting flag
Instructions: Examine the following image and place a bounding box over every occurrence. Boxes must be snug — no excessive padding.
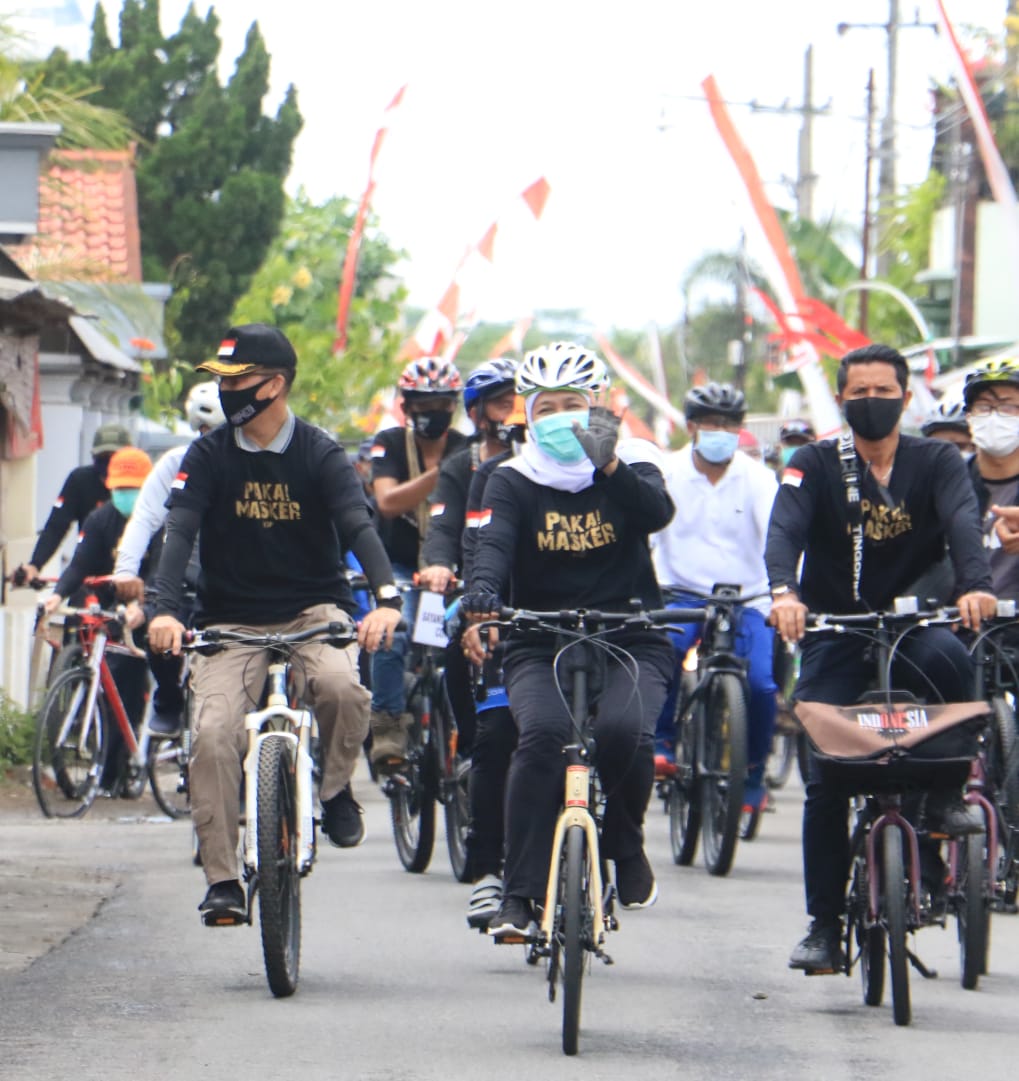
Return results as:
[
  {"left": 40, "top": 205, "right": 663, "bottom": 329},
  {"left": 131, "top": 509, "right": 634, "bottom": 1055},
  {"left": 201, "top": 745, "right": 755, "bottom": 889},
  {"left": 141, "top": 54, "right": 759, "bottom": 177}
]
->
[
  {"left": 334, "top": 84, "right": 408, "bottom": 354},
  {"left": 399, "top": 177, "right": 550, "bottom": 363},
  {"left": 934, "top": 1, "right": 1019, "bottom": 285},
  {"left": 596, "top": 335, "right": 686, "bottom": 429},
  {"left": 488, "top": 315, "right": 533, "bottom": 358},
  {"left": 703, "top": 75, "right": 842, "bottom": 438}
]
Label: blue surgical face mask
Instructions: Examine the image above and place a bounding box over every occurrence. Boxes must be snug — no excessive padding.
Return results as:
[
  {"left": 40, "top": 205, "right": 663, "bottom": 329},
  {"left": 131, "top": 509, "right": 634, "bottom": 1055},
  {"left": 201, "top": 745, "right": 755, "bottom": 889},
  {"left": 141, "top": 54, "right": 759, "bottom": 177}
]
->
[
  {"left": 532, "top": 409, "right": 589, "bottom": 463},
  {"left": 110, "top": 489, "right": 139, "bottom": 517},
  {"left": 781, "top": 445, "right": 798, "bottom": 466},
  {"left": 696, "top": 429, "right": 739, "bottom": 464}
]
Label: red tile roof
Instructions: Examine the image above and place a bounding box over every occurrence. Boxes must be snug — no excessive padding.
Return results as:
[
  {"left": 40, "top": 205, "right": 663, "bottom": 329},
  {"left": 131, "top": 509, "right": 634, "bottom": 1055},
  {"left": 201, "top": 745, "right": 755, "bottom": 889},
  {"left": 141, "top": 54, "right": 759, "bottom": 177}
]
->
[{"left": 9, "top": 147, "right": 142, "bottom": 283}]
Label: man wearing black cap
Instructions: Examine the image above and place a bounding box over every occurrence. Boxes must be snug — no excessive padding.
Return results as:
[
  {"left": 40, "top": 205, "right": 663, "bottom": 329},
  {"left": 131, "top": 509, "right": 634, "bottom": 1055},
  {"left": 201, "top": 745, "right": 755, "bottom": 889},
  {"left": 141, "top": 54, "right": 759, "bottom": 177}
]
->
[
  {"left": 15, "top": 422, "right": 131, "bottom": 585},
  {"left": 149, "top": 323, "right": 403, "bottom": 925}
]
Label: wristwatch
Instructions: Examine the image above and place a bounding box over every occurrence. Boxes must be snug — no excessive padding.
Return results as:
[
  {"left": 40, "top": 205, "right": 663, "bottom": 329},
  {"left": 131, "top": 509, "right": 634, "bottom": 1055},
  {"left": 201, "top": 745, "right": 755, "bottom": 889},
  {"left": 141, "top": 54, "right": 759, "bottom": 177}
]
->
[
  {"left": 771, "top": 585, "right": 797, "bottom": 598},
  {"left": 375, "top": 584, "right": 402, "bottom": 609}
]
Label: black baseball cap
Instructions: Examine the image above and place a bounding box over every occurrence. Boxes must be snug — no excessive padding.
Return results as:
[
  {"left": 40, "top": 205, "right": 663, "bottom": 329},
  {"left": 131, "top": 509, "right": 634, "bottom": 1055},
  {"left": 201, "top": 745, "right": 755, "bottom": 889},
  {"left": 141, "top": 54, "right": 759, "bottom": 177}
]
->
[{"left": 197, "top": 324, "right": 297, "bottom": 377}]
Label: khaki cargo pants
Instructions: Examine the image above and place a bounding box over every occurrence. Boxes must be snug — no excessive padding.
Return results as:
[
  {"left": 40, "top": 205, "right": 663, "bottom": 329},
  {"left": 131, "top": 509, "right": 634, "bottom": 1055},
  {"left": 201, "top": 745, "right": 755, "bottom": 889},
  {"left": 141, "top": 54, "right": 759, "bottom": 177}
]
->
[{"left": 189, "top": 603, "right": 369, "bottom": 886}]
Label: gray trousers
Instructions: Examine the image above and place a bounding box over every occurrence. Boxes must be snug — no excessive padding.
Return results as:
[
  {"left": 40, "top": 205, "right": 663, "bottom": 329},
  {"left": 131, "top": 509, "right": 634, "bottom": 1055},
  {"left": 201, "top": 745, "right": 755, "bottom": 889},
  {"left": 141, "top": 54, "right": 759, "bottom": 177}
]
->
[{"left": 189, "top": 603, "right": 369, "bottom": 885}]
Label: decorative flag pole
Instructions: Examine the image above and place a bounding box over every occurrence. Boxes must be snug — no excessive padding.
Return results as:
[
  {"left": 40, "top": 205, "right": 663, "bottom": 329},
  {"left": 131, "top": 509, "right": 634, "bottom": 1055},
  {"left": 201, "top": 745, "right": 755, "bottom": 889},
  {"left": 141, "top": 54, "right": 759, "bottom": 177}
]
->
[{"left": 334, "top": 84, "right": 408, "bottom": 354}]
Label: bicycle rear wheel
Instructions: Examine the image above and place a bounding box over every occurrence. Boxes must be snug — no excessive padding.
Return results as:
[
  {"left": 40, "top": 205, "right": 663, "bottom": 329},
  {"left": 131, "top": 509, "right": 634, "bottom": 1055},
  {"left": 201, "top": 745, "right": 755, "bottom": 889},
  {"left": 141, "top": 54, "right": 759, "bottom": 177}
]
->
[
  {"left": 882, "top": 827, "right": 911, "bottom": 1026},
  {"left": 389, "top": 712, "right": 436, "bottom": 873},
  {"left": 256, "top": 734, "right": 301, "bottom": 998},
  {"left": 700, "top": 673, "right": 748, "bottom": 877},
  {"left": 32, "top": 667, "right": 106, "bottom": 818},
  {"left": 765, "top": 730, "right": 796, "bottom": 790},
  {"left": 148, "top": 737, "right": 190, "bottom": 818},
  {"left": 561, "top": 825, "right": 589, "bottom": 1056},
  {"left": 957, "top": 833, "right": 990, "bottom": 990},
  {"left": 668, "top": 707, "right": 700, "bottom": 865},
  {"left": 849, "top": 835, "right": 884, "bottom": 1005}
]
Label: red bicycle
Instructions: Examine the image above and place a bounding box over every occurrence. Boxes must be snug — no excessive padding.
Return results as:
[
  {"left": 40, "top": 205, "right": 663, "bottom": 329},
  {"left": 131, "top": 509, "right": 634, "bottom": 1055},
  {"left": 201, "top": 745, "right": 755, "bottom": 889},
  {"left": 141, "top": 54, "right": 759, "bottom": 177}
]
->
[{"left": 31, "top": 576, "right": 189, "bottom": 819}]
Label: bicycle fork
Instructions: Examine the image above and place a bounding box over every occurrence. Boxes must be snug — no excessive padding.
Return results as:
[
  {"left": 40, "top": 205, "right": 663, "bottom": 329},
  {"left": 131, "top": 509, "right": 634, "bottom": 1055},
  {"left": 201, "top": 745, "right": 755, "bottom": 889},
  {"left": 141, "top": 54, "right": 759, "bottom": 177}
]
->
[
  {"left": 242, "top": 663, "right": 317, "bottom": 877},
  {"left": 540, "top": 746, "right": 610, "bottom": 956}
]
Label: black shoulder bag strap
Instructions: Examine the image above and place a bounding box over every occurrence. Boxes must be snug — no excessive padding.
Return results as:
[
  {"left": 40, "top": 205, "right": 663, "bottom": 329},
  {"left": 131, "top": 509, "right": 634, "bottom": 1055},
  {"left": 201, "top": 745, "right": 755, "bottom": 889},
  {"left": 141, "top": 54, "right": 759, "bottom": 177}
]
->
[{"left": 837, "top": 432, "right": 864, "bottom": 605}]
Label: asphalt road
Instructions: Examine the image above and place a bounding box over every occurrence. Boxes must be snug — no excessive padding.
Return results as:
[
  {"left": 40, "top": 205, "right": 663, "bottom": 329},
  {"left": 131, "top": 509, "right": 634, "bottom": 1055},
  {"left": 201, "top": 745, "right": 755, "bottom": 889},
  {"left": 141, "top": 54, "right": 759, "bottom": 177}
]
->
[{"left": 2, "top": 767, "right": 1019, "bottom": 1080}]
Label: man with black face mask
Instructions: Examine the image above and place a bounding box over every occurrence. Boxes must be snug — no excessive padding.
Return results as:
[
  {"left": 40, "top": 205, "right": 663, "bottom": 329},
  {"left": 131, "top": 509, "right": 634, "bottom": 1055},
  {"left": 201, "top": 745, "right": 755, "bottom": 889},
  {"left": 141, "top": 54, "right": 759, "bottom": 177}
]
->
[
  {"left": 367, "top": 356, "right": 466, "bottom": 772},
  {"left": 765, "top": 342, "right": 997, "bottom": 976},
  {"left": 14, "top": 423, "right": 132, "bottom": 586}
]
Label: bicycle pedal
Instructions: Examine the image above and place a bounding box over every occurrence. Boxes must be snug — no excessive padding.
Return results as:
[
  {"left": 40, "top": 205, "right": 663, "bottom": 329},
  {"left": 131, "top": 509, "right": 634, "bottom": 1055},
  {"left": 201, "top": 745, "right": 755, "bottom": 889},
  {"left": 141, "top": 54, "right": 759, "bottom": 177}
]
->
[
  {"left": 803, "top": 967, "right": 839, "bottom": 977},
  {"left": 200, "top": 910, "right": 246, "bottom": 928}
]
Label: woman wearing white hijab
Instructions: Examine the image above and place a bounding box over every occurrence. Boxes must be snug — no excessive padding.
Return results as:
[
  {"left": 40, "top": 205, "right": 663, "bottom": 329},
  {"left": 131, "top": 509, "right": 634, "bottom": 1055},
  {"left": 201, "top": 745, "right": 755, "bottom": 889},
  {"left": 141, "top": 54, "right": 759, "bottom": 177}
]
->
[{"left": 463, "top": 341, "right": 675, "bottom": 937}]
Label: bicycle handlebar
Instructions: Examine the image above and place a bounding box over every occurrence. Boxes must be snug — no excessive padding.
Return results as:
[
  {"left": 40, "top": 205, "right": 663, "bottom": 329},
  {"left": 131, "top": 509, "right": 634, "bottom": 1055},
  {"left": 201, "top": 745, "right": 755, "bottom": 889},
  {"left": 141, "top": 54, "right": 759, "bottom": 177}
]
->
[{"left": 182, "top": 620, "right": 359, "bottom": 654}]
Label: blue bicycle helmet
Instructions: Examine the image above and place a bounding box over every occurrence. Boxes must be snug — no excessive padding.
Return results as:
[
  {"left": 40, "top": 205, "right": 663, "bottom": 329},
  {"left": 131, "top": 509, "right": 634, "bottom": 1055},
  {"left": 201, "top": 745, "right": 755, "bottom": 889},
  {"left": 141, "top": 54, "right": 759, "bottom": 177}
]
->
[{"left": 462, "top": 358, "right": 518, "bottom": 412}]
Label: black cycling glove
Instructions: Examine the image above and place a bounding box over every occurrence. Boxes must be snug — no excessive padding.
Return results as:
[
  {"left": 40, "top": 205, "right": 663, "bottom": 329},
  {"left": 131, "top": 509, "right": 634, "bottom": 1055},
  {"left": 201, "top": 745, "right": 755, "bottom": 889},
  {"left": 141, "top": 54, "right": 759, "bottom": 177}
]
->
[
  {"left": 573, "top": 406, "right": 620, "bottom": 471},
  {"left": 461, "top": 591, "right": 503, "bottom": 616}
]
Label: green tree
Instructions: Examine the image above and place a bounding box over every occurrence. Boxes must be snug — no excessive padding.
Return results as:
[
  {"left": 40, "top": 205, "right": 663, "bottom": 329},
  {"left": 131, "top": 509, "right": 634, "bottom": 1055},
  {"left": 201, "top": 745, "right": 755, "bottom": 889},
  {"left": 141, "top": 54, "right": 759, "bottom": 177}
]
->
[
  {"left": 230, "top": 190, "right": 407, "bottom": 437},
  {"left": 37, "top": 1, "right": 302, "bottom": 364}
]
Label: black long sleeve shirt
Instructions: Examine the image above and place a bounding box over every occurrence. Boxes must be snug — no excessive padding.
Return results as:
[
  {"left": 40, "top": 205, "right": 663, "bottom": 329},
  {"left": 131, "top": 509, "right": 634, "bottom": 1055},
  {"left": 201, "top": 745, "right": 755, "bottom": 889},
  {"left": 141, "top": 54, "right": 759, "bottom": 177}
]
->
[
  {"left": 153, "top": 419, "right": 396, "bottom": 625},
  {"left": 419, "top": 443, "right": 479, "bottom": 573},
  {"left": 30, "top": 464, "right": 109, "bottom": 570},
  {"left": 54, "top": 502, "right": 160, "bottom": 603},
  {"left": 765, "top": 435, "right": 992, "bottom": 612}
]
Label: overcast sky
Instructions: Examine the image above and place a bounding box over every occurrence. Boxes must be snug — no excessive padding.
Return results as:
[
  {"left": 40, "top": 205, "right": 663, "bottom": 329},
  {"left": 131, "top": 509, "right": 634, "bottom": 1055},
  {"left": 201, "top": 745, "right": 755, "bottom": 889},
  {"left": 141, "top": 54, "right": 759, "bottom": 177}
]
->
[{"left": 14, "top": 0, "right": 1010, "bottom": 331}]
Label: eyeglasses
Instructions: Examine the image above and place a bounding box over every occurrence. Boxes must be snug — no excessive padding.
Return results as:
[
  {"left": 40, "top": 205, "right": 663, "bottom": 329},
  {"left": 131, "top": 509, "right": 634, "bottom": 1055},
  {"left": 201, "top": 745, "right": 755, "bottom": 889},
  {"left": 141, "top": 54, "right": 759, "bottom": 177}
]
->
[{"left": 969, "top": 403, "right": 1019, "bottom": 417}]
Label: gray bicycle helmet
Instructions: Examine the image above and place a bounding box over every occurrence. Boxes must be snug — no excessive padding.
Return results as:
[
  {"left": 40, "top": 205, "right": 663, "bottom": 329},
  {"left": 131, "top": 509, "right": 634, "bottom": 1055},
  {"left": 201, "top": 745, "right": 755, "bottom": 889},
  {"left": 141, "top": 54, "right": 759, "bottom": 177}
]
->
[
  {"left": 921, "top": 399, "right": 969, "bottom": 436},
  {"left": 684, "top": 382, "right": 746, "bottom": 422}
]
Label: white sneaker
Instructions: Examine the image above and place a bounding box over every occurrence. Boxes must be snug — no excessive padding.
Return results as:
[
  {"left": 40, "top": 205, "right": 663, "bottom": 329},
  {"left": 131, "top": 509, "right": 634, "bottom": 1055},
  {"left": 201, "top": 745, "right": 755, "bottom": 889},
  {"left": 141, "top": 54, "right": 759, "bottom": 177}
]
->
[{"left": 466, "top": 874, "right": 503, "bottom": 930}]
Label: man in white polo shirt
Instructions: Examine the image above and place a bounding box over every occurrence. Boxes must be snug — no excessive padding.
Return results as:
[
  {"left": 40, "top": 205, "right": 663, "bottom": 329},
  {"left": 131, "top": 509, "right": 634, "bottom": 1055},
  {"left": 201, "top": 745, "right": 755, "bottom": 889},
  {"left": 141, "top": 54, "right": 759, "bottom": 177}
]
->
[{"left": 652, "top": 382, "right": 779, "bottom": 814}]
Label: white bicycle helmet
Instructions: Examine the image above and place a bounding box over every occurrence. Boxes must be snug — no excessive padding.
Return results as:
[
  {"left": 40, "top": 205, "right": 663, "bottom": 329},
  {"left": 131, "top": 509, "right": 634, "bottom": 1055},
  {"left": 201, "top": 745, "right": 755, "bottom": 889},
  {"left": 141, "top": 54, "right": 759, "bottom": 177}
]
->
[
  {"left": 515, "top": 341, "right": 609, "bottom": 397},
  {"left": 185, "top": 381, "right": 226, "bottom": 431}
]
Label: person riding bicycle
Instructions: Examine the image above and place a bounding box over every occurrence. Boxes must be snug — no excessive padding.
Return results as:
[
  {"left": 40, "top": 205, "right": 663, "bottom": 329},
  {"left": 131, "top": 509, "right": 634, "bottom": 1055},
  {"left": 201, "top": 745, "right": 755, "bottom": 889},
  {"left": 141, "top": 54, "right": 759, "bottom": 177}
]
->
[
  {"left": 15, "top": 423, "right": 132, "bottom": 586},
  {"left": 147, "top": 324, "right": 402, "bottom": 925},
  {"left": 651, "top": 381, "right": 779, "bottom": 816},
  {"left": 777, "top": 417, "right": 816, "bottom": 468},
  {"left": 107, "top": 381, "right": 225, "bottom": 736},
  {"left": 462, "top": 341, "right": 675, "bottom": 937},
  {"left": 765, "top": 343, "right": 996, "bottom": 975},
  {"left": 921, "top": 397, "right": 973, "bottom": 458},
  {"left": 368, "top": 356, "right": 467, "bottom": 774},
  {"left": 418, "top": 357, "right": 526, "bottom": 929}
]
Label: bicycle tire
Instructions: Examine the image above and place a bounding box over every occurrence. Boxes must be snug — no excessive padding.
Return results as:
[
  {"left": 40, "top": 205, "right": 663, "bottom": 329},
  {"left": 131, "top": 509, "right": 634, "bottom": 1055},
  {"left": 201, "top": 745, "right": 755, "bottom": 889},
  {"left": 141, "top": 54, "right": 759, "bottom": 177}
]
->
[
  {"left": 389, "top": 710, "right": 436, "bottom": 873},
  {"left": 957, "top": 833, "right": 989, "bottom": 990},
  {"left": 990, "top": 697, "right": 1019, "bottom": 824},
  {"left": 700, "top": 673, "right": 748, "bottom": 877},
  {"left": 256, "top": 735, "right": 301, "bottom": 998},
  {"left": 32, "top": 667, "right": 107, "bottom": 818},
  {"left": 849, "top": 838, "right": 884, "bottom": 1006},
  {"left": 148, "top": 736, "right": 190, "bottom": 818},
  {"left": 669, "top": 706, "right": 700, "bottom": 866},
  {"left": 444, "top": 753, "right": 471, "bottom": 882},
  {"left": 765, "top": 730, "right": 796, "bottom": 790},
  {"left": 883, "top": 828, "right": 911, "bottom": 1026},
  {"left": 739, "top": 805, "right": 762, "bottom": 842},
  {"left": 562, "top": 825, "right": 587, "bottom": 1057}
]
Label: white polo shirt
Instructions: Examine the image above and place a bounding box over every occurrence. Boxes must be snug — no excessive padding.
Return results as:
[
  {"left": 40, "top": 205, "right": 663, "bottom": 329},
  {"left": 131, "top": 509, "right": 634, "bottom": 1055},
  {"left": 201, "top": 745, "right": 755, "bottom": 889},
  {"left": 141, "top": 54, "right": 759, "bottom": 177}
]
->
[{"left": 652, "top": 445, "right": 778, "bottom": 613}]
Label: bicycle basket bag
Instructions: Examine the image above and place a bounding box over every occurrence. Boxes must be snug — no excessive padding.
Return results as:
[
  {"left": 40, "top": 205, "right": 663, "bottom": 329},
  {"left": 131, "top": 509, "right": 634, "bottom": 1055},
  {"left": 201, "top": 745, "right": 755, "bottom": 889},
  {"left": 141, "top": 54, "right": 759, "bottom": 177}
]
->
[{"left": 793, "top": 699, "right": 989, "bottom": 793}]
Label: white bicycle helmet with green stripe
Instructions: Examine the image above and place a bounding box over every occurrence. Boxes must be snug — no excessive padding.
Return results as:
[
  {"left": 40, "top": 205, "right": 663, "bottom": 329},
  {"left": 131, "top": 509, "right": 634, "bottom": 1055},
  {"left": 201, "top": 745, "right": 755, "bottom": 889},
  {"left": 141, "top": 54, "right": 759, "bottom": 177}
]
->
[{"left": 515, "top": 341, "right": 609, "bottom": 397}]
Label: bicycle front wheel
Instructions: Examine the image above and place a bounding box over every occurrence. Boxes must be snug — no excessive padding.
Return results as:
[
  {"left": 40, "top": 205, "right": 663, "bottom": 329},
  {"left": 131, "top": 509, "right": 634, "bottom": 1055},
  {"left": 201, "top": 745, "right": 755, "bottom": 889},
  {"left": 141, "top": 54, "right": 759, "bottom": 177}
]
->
[
  {"left": 389, "top": 713, "right": 436, "bottom": 873},
  {"left": 148, "top": 737, "right": 190, "bottom": 819},
  {"left": 700, "top": 673, "right": 748, "bottom": 877},
  {"left": 444, "top": 753, "right": 471, "bottom": 882},
  {"left": 849, "top": 835, "right": 884, "bottom": 1005},
  {"left": 669, "top": 705, "right": 700, "bottom": 866},
  {"left": 562, "top": 824, "right": 589, "bottom": 1056},
  {"left": 32, "top": 667, "right": 106, "bottom": 818},
  {"left": 957, "top": 832, "right": 990, "bottom": 990},
  {"left": 883, "top": 827, "right": 911, "bottom": 1026},
  {"left": 256, "top": 735, "right": 301, "bottom": 998}
]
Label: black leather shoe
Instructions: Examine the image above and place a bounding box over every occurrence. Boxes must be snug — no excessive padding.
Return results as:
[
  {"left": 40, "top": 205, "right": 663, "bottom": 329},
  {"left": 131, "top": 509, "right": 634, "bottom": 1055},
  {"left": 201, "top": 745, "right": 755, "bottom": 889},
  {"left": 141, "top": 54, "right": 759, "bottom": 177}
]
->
[
  {"left": 789, "top": 919, "right": 845, "bottom": 973},
  {"left": 198, "top": 880, "right": 246, "bottom": 926},
  {"left": 321, "top": 785, "right": 366, "bottom": 848}
]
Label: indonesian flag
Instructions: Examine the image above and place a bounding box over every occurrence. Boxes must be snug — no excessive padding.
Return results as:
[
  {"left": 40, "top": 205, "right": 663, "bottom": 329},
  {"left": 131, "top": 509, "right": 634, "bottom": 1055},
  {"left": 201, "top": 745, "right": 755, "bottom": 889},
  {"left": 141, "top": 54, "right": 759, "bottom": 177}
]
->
[
  {"left": 934, "top": 1, "right": 1019, "bottom": 286},
  {"left": 171, "top": 472, "right": 188, "bottom": 490},
  {"left": 399, "top": 177, "right": 550, "bottom": 363},
  {"left": 596, "top": 335, "right": 685, "bottom": 429},
  {"left": 488, "top": 315, "right": 533, "bottom": 358},
  {"left": 334, "top": 84, "right": 408, "bottom": 354},
  {"left": 781, "top": 468, "right": 804, "bottom": 488},
  {"left": 702, "top": 75, "right": 843, "bottom": 438}
]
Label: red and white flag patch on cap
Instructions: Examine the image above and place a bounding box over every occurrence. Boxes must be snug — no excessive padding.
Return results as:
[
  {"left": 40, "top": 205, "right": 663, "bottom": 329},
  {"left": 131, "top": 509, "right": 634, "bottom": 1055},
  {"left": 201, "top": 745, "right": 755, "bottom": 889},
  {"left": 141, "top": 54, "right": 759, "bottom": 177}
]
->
[
  {"left": 782, "top": 468, "right": 804, "bottom": 488},
  {"left": 171, "top": 471, "right": 188, "bottom": 490},
  {"left": 218, "top": 339, "right": 237, "bottom": 357}
]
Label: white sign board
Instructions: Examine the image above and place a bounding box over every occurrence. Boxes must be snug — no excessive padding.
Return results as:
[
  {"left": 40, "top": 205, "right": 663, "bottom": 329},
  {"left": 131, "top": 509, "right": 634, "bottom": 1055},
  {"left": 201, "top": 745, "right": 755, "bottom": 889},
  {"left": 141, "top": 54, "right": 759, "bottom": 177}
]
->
[{"left": 412, "top": 589, "right": 450, "bottom": 648}]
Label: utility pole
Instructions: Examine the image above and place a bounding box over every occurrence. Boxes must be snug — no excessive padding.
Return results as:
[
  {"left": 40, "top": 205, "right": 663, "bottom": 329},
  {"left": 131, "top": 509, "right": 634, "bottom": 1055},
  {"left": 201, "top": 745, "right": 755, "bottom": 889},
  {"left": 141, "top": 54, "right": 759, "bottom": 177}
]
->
[
  {"left": 860, "top": 70, "right": 877, "bottom": 335},
  {"left": 797, "top": 45, "right": 817, "bottom": 221},
  {"left": 838, "top": 2, "right": 938, "bottom": 276}
]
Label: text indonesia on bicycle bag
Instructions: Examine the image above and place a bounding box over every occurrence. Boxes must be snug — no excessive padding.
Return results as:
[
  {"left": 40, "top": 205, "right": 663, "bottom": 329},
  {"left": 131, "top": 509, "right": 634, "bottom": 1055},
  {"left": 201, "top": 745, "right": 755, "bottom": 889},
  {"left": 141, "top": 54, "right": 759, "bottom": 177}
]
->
[{"left": 793, "top": 699, "right": 990, "bottom": 792}]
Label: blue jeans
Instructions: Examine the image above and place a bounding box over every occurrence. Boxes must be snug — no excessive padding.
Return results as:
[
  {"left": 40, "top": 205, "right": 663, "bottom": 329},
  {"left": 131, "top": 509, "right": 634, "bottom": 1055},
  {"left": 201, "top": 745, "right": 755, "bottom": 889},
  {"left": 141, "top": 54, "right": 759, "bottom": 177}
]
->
[
  {"left": 370, "top": 565, "right": 418, "bottom": 714},
  {"left": 653, "top": 591, "right": 777, "bottom": 768}
]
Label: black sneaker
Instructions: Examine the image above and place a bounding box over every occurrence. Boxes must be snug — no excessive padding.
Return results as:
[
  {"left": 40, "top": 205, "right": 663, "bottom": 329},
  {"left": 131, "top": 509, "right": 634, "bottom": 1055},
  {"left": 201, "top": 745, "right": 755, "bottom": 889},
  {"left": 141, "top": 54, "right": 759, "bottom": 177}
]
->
[
  {"left": 789, "top": 919, "right": 845, "bottom": 973},
  {"left": 928, "top": 793, "right": 984, "bottom": 836},
  {"left": 616, "top": 850, "right": 658, "bottom": 909},
  {"left": 149, "top": 708, "right": 182, "bottom": 738},
  {"left": 198, "top": 880, "right": 246, "bottom": 926},
  {"left": 321, "top": 785, "right": 366, "bottom": 848},
  {"left": 488, "top": 895, "right": 538, "bottom": 940}
]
